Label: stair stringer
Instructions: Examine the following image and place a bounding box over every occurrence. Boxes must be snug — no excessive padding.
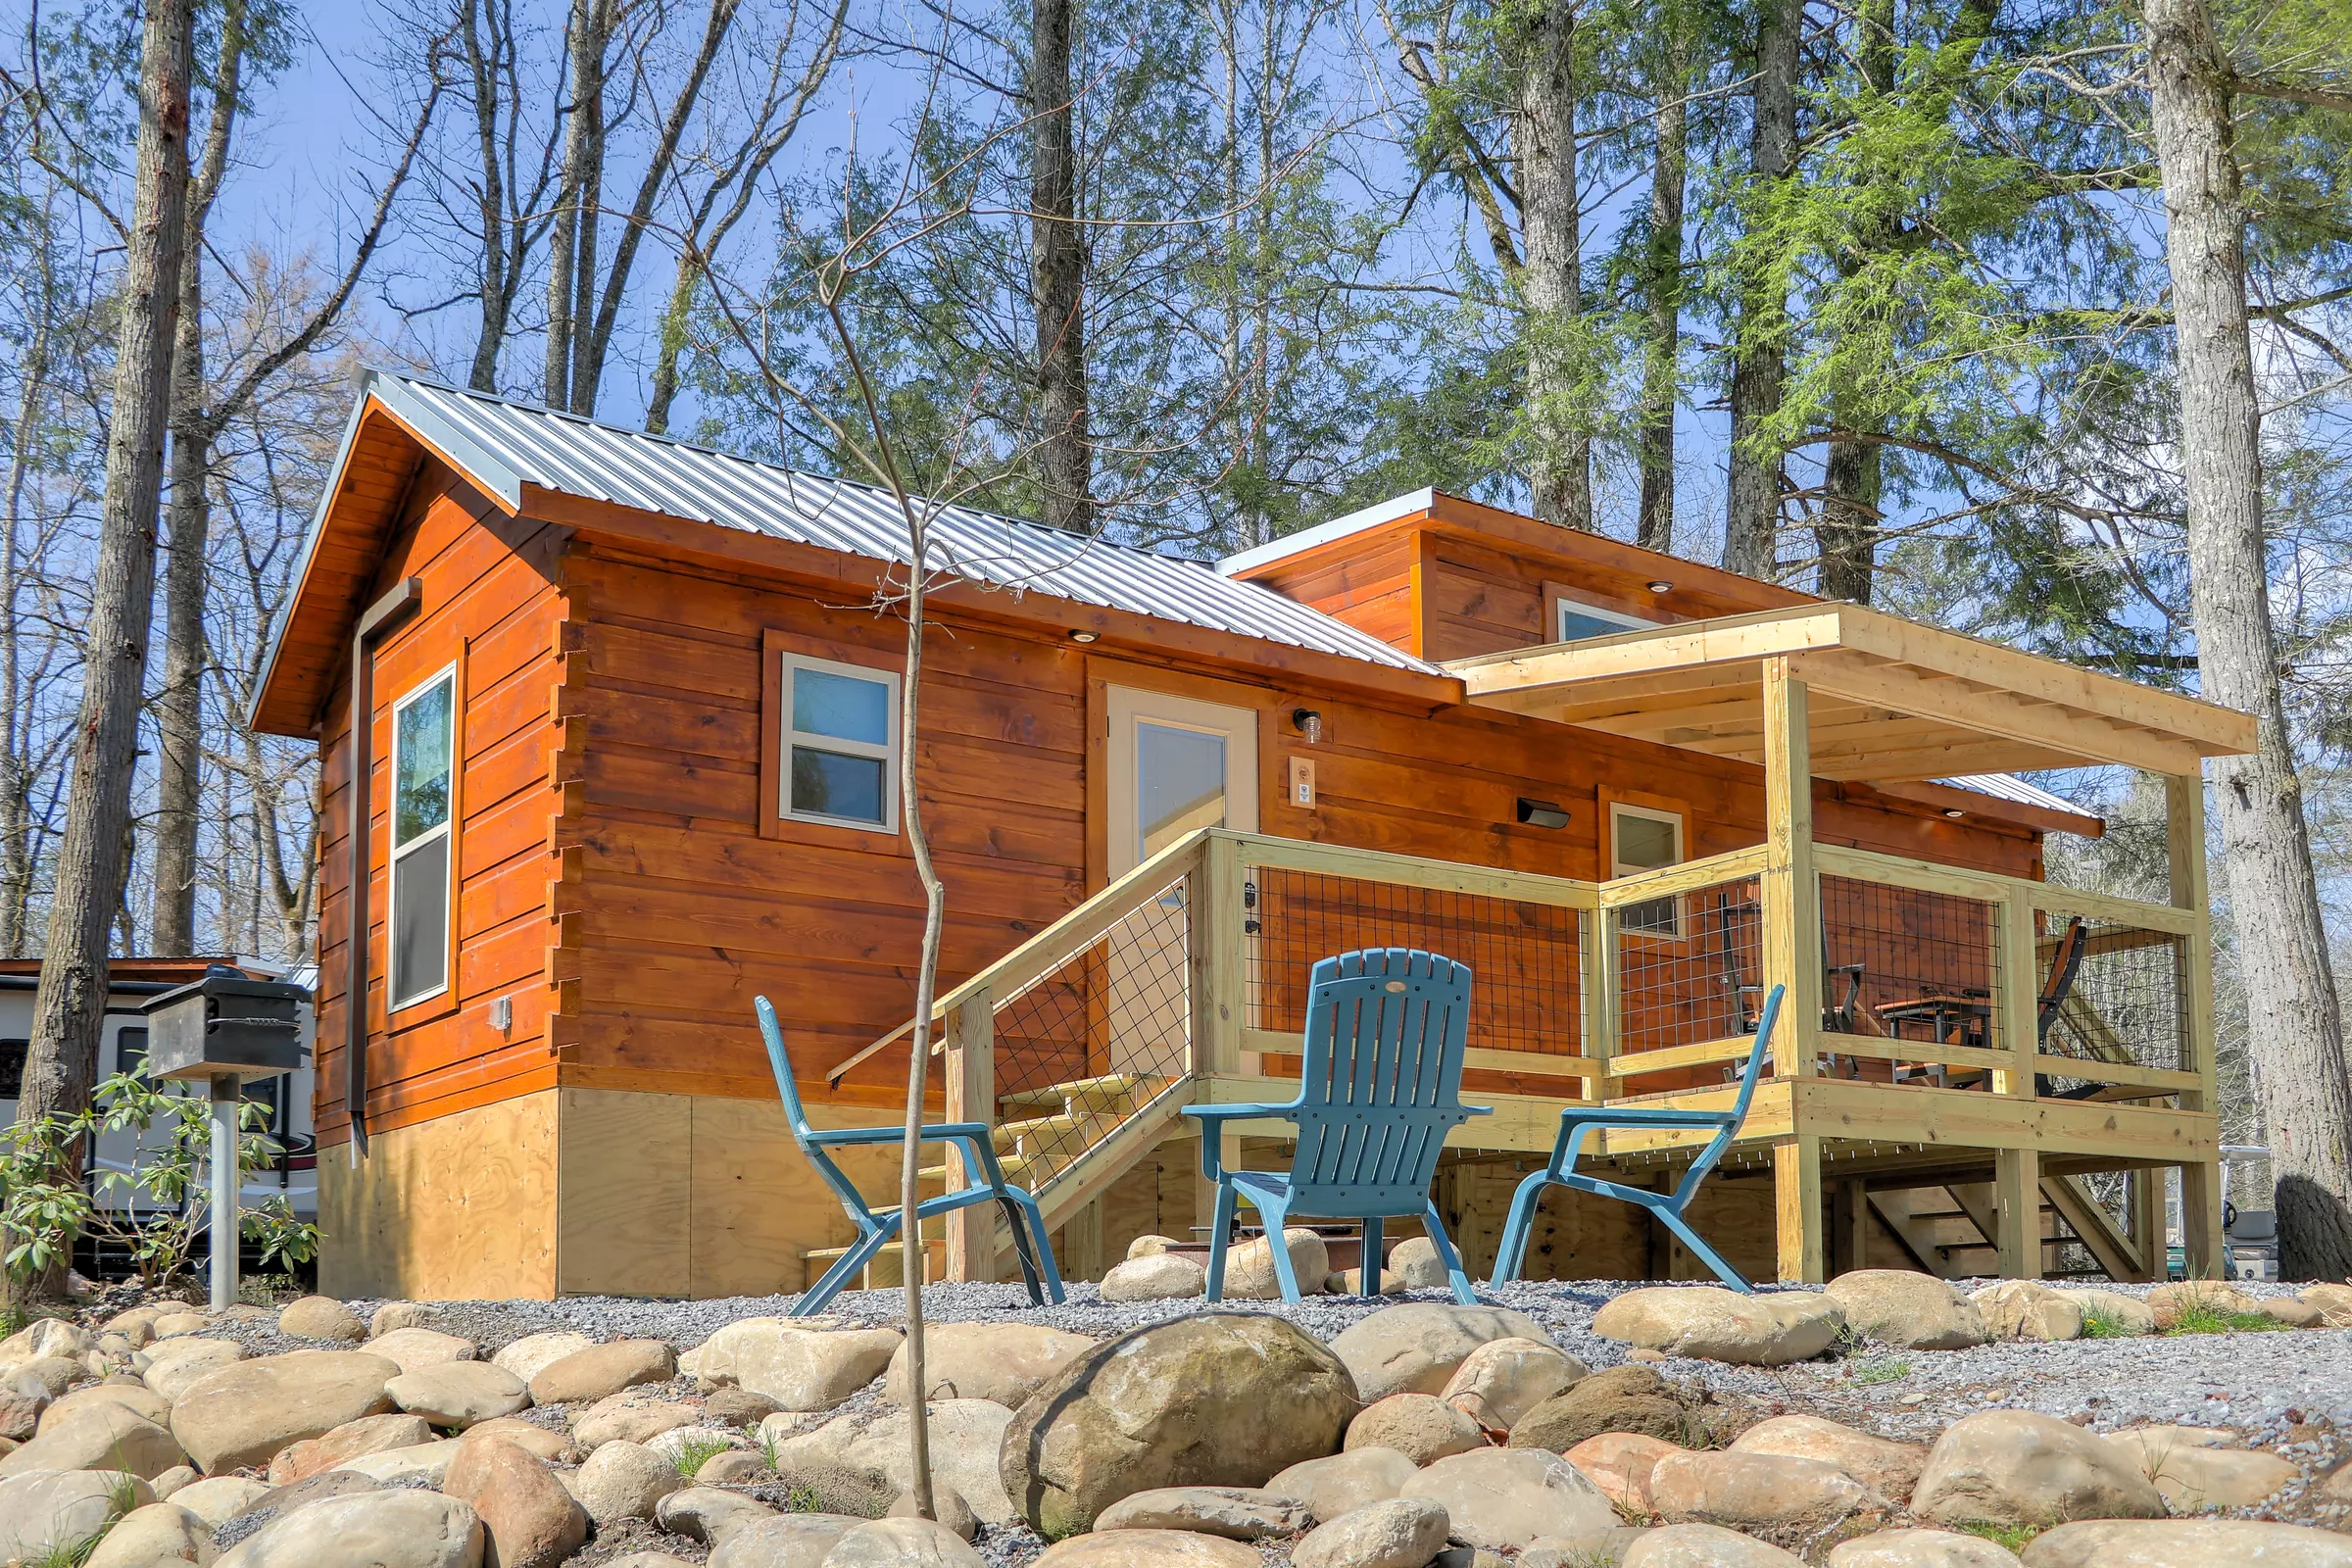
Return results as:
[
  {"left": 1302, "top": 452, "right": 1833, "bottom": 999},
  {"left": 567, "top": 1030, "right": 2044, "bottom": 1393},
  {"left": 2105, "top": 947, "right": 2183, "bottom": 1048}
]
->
[{"left": 988, "top": 1071, "right": 1197, "bottom": 1277}]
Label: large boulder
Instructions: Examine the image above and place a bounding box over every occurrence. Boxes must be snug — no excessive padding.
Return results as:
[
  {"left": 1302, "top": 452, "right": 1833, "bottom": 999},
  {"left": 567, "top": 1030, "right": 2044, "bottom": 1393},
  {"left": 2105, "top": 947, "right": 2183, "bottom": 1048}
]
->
[
  {"left": 1564, "top": 1432, "right": 1681, "bottom": 1513},
  {"left": 1265, "top": 1446, "right": 1419, "bottom": 1523},
  {"left": 143, "top": 1339, "right": 245, "bottom": 1404},
  {"left": 1649, "top": 1448, "right": 1886, "bottom": 1544},
  {"left": 367, "top": 1329, "right": 478, "bottom": 1376},
  {"left": 2102, "top": 1430, "right": 2296, "bottom": 1511},
  {"left": 1092, "top": 1485, "right": 1311, "bottom": 1538},
  {"left": 575, "top": 1438, "right": 687, "bottom": 1525},
  {"left": 170, "top": 1473, "right": 272, "bottom": 1525},
  {"left": 1329, "top": 1302, "right": 1554, "bottom": 1401},
  {"left": 1344, "top": 1393, "right": 1486, "bottom": 1466},
  {"left": 1592, "top": 1287, "right": 1843, "bottom": 1366},
  {"left": 2144, "top": 1279, "right": 2257, "bottom": 1330},
  {"left": 1508, "top": 1364, "right": 1704, "bottom": 1450},
  {"left": 39, "top": 1384, "right": 170, "bottom": 1436},
  {"left": 528, "top": 1340, "right": 675, "bottom": 1406},
  {"left": 1399, "top": 1446, "right": 1618, "bottom": 1553},
  {"left": 767, "top": 1397, "right": 1017, "bottom": 1523},
  {"left": 694, "top": 1320, "right": 901, "bottom": 1410},
  {"left": 820, "top": 1516, "right": 984, "bottom": 1567},
  {"left": 1731, "top": 1414, "right": 1929, "bottom": 1498},
  {"left": 170, "top": 1350, "right": 401, "bottom": 1474},
  {"left": 1028, "top": 1533, "right": 1259, "bottom": 1567},
  {"left": 1291, "top": 1497, "right": 1451, "bottom": 1568},
  {"left": 83, "top": 1500, "right": 216, "bottom": 1568},
  {"left": 1830, "top": 1529, "right": 2025, "bottom": 1566},
  {"left": 1910, "top": 1410, "right": 2165, "bottom": 1530},
  {"left": 0, "top": 1469, "right": 156, "bottom": 1563},
  {"left": 212, "top": 1489, "right": 483, "bottom": 1568},
  {"left": 440, "top": 1435, "right": 586, "bottom": 1568},
  {"left": 884, "top": 1323, "right": 1091, "bottom": 1407},
  {"left": 571, "top": 1394, "right": 701, "bottom": 1450},
  {"left": 388, "top": 1362, "right": 532, "bottom": 1429},
  {"left": 1221, "top": 1228, "right": 1330, "bottom": 1299},
  {"left": 333, "top": 1440, "right": 461, "bottom": 1485},
  {"left": 369, "top": 1302, "right": 441, "bottom": 1339},
  {"left": 488, "top": 1332, "right": 594, "bottom": 1385},
  {"left": 706, "top": 1513, "right": 865, "bottom": 1568},
  {"left": 456, "top": 1417, "right": 572, "bottom": 1465},
  {"left": 1622, "top": 1524, "right": 1810, "bottom": 1566},
  {"left": 1440, "top": 1337, "right": 1587, "bottom": 1434},
  {"left": 1000, "top": 1313, "right": 1357, "bottom": 1537},
  {"left": 1824, "top": 1271, "right": 1988, "bottom": 1351},
  {"left": 0, "top": 1398, "right": 185, "bottom": 1479},
  {"left": 2020, "top": 1519, "right": 2352, "bottom": 1566},
  {"left": 1970, "top": 1282, "right": 2082, "bottom": 1343},
  {"left": 278, "top": 1297, "right": 367, "bottom": 1343},
  {"left": 0, "top": 1316, "right": 92, "bottom": 1364},
  {"left": 2301, "top": 1283, "right": 2352, "bottom": 1328},
  {"left": 1099, "top": 1254, "right": 1205, "bottom": 1302}
]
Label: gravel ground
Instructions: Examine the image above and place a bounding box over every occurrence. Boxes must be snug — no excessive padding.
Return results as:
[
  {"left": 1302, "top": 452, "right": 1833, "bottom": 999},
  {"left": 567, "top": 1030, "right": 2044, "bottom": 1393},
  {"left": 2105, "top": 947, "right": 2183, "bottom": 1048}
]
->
[{"left": 187, "top": 1277, "right": 2352, "bottom": 1564}]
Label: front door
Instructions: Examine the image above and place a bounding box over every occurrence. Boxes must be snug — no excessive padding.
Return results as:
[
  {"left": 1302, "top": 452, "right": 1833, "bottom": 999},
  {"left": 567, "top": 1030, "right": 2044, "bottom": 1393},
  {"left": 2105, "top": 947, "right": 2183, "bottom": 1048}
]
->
[{"left": 1102, "top": 688, "right": 1260, "bottom": 1075}]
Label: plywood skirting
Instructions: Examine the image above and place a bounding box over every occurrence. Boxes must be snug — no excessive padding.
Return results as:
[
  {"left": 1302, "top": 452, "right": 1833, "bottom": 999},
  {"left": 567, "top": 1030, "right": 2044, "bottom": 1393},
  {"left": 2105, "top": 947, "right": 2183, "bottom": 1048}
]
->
[{"left": 320, "top": 1090, "right": 560, "bottom": 1300}]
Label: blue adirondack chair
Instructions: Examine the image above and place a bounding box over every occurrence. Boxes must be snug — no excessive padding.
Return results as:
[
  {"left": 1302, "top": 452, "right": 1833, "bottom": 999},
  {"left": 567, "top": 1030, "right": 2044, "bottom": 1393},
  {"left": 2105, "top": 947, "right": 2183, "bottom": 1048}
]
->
[
  {"left": 1491, "top": 984, "right": 1785, "bottom": 1294},
  {"left": 755, "top": 996, "right": 1065, "bottom": 1316},
  {"left": 1181, "top": 949, "right": 1491, "bottom": 1306}
]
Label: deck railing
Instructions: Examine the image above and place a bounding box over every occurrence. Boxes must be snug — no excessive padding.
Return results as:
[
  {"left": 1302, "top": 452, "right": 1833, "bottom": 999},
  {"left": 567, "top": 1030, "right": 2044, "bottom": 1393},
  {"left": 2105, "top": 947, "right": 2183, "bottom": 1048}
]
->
[{"left": 824, "top": 823, "right": 2210, "bottom": 1279}]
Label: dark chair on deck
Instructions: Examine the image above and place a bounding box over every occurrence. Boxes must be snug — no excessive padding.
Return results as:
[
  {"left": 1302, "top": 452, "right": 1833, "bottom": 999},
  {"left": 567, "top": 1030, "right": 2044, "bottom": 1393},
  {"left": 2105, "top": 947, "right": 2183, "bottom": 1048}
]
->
[{"left": 1718, "top": 893, "right": 1866, "bottom": 1078}]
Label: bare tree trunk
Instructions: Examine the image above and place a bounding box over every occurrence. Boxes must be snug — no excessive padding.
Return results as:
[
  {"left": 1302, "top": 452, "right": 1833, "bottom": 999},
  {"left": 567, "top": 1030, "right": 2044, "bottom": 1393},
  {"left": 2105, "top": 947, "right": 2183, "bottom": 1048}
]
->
[
  {"left": 19, "top": 0, "right": 193, "bottom": 1190},
  {"left": 1515, "top": 0, "right": 1589, "bottom": 530},
  {"left": 0, "top": 289, "right": 49, "bottom": 959},
  {"left": 2145, "top": 0, "right": 2352, "bottom": 1281},
  {"left": 464, "top": 0, "right": 517, "bottom": 392},
  {"left": 1636, "top": 17, "right": 1690, "bottom": 553},
  {"left": 547, "top": 0, "right": 612, "bottom": 409},
  {"left": 1814, "top": 440, "right": 1878, "bottom": 603},
  {"left": 1723, "top": 0, "right": 1800, "bottom": 577},
  {"left": 1031, "top": 0, "right": 1090, "bottom": 535}
]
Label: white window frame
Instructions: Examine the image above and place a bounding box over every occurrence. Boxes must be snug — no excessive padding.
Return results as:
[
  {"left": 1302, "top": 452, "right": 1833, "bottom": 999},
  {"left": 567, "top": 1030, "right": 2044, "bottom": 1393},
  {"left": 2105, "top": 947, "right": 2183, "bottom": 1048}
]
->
[
  {"left": 1556, "top": 597, "right": 1657, "bottom": 642},
  {"left": 387, "top": 662, "right": 459, "bottom": 1012},
  {"left": 1609, "top": 800, "right": 1687, "bottom": 940},
  {"left": 780, "top": 651, "right": 902, "bottom": 835}
]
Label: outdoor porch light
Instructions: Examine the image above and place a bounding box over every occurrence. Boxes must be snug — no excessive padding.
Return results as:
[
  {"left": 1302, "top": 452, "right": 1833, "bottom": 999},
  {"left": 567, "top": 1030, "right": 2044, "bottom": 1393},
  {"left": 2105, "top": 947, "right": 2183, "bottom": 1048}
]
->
[
  {"left": 1516, "top": 798, "right": 1570, "bottom": 830},
  {"left": 1944, "top": 808, "right": 1966, "bottom": 818},
  {"left": 1293, "top": 708, "right": 1323, "bottom": 745},
  {"left": 1067, "top": 628, "right": 1100, "bottom": 643},
  {"left": 1646, "top": 580, "right": 1674, "bottom": 593}
]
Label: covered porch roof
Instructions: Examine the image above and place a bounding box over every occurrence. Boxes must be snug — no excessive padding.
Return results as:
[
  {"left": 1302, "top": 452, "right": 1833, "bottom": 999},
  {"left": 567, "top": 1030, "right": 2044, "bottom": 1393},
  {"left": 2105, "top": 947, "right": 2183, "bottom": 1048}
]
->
[{"left": 1446, "top": 604, "right": 2258, "bottom": 782}]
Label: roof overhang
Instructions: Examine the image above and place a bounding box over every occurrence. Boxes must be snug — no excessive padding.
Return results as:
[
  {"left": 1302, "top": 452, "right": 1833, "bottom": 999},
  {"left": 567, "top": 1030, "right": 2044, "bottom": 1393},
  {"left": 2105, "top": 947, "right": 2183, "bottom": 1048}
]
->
[{"left": 1447, "top": 604, "right": 2257, "bottom": 783}]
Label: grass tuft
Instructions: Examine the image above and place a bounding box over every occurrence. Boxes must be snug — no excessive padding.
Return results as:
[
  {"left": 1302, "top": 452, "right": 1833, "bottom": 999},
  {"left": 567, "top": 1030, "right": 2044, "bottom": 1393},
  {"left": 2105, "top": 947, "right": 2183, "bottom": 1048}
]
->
[
  {"left": 2164, "top": 1303, "right": 2287, "bottom": 1336},
  {"left": 1960, "top": 1520, "right": 2045, "bottom": 1550},
  {"left": 2079, "top": 1306, "right": 2133, "bottom": 1339},
  {"left": 670, "top": 1433, "right": 739, "bottom": 1478},
  {"left": 1849, "top": 1358, "right": 1911, "bottom": 1386},
  {"left": 780, "top": 1482, "right": 823, "bottom": 1513}
]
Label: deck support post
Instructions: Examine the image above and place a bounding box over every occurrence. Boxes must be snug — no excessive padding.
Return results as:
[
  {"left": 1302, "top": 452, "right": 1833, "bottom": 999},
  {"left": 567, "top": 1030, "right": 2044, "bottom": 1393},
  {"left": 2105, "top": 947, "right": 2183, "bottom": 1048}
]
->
[
  {"left": 1832, "top": 1177, "right": 1866, "bottom": 1276},
  {"left": 944, "top": 990, "right": 996, "bottom": 1283},
  {"left": 2127, "top": 1169, "right": 2164, "bottom": 1283},
  {"left": 1195, "top": 834, "right": 1247, "bottom": 1077},
  {"left": 1760, "top": 658, "right": 1822, "bottom": 1070},
  {"left": 1776, "top": 1137, "right": 1825, "bottom": 1284},
  {"left": 2166, "top": 771, "right": 2224, "bottom": 1280},
  {"left": 1995, "top": 1148, "right": 2040, "bottom": 1279}
]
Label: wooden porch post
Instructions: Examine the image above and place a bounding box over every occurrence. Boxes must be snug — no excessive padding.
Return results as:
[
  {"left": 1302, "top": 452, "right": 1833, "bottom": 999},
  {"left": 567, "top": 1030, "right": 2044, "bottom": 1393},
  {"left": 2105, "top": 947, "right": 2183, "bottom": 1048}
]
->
[
  {"left": 2168, "top": 771, "right": 2226, "bottom": 1278},
  {"left": 1995, "top": 1148, "right": 2040, "bottom": 1279},
  {"left": 944, "top": 990, "right": 995, "bottom": 1283},
  {"left": 1194, "top": 833, "right": 1247, "bottom": 1077},
  {"left": 1763, "top": 657, "right": 1826, "bottom": 1283}
]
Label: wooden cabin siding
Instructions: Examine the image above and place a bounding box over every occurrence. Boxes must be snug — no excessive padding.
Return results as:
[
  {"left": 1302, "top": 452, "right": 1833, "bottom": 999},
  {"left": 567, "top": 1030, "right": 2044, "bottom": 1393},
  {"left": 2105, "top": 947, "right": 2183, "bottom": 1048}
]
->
[{"left": 313, "top": 468, "right": 569, "bottom": 1147}]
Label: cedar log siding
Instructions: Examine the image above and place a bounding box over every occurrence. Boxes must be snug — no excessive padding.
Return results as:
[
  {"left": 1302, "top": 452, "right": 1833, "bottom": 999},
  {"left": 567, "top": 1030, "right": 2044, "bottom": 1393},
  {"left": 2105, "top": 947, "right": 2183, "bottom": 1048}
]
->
[{"left": 313, "top": 465, "right": 570, "bottom": 1148}]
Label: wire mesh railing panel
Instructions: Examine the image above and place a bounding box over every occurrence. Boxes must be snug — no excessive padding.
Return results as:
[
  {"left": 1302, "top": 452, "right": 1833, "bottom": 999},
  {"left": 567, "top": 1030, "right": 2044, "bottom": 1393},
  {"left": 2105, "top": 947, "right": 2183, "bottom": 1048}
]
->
[
  {"left": 1246, "top": 869, "right": 1584, "bottom": 1060},
  {"left": 1614, "top": 878, "right": 1764, "bottom": 1055},
  {"left": 2036, "top": 915, "right": 2187, "bottom": 1088},
  {"left": 1821, "top": 873, "right": 2001, "bottom": 1076},
  {"left": 989, "top": 875, "right": 1193, "bottom": 1191}
]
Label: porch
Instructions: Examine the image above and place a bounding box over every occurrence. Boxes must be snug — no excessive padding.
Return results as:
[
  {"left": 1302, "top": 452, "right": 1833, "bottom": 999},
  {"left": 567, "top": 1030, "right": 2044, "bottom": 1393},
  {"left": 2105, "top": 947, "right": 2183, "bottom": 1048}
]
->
[{"left": 823, "top": 606, "right": 2253, "bottom": 1290}]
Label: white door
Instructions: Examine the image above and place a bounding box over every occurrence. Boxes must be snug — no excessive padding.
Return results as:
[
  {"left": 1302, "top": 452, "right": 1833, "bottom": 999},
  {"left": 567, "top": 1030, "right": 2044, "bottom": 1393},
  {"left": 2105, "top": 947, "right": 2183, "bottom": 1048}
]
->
[{"left": 1102, "top": 688, "right": 1259, "bottom": 1076}]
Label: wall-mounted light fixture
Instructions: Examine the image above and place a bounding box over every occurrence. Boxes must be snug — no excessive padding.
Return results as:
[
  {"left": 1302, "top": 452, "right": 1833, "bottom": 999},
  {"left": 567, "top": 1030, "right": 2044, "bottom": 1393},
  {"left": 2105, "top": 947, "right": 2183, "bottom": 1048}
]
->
[
  {"left": 1293, "top": 708, "right": 1323, "bottom": 746},
  {"left": 1068, "top": 628, "right": 1100, "bottom": 644},
  {"left": 1943, "top": 808, "right": 1966, "bottom": 819},
  {"left": 1516, "top": 797, "right": 1570, "bottom": 830},
  {"left": 1646, "top": 580, "right": 1675, "bottom": 594}
]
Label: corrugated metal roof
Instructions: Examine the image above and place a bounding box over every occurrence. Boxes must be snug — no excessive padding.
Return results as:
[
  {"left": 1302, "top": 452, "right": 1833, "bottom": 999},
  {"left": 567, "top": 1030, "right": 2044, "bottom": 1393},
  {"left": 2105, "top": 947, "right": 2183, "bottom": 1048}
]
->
[
  {"left": 363, "top": 370, "right": 1443, "bottom": 676},
  {"left": 1942, "top": 772, "right": 2099, "bottom": 822}
]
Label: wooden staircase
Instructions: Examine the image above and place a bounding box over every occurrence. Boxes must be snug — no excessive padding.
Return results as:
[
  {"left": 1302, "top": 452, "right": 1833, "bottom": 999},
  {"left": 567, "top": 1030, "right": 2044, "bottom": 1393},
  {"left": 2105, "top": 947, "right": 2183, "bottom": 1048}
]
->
[
  {"left": 797, "top": 1071, "right": 1173, "bottom": 1293},
  {"left": 1868, "top": 1173, "right": 2154, "bottom": 1281}
]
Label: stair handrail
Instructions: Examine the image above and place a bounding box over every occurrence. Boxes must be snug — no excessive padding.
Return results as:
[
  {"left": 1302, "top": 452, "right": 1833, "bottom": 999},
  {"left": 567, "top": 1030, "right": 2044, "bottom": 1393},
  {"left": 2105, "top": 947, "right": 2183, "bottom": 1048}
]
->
[{"left": 823, "top": 828, "right": 1215, "bottom": 1088}]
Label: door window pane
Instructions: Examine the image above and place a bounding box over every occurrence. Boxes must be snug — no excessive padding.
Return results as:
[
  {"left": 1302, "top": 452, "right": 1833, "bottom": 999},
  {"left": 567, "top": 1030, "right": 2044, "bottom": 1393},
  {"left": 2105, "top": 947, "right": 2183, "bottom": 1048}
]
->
[
  {"left": 791, "top": 747, "right": 887, "bottom": 824},
  {"left": 393, "top": 838, "right": 450, "bottom": 1004},
  {"left": 1137, "top": 721, "right": 1228, "bottom": 858},
  {"left": 394, "top": 675, "right": 455, "bottom": 846},
  {"left": 793, "top": 667, "right": 892, "bottom": 746}
]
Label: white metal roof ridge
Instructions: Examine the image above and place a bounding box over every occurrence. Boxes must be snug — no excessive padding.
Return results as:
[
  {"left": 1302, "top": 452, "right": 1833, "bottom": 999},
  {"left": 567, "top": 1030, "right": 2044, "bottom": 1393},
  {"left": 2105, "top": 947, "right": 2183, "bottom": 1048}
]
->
[
  {"left": 1215, "top": 487, "right": 1437, "bottom": 577},
  {"left": 360, "top": 371, "right": 1445, "bottom": 676}
]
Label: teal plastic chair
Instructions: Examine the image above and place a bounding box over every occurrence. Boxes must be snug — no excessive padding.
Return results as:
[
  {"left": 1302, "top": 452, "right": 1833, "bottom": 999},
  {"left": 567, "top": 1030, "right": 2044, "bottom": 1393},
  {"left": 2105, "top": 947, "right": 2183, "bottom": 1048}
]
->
[
  {"left": 1491, "top": 984, "right": 1784, "bottom": 1293},
  {"left": 755, "top": 996, "right": 1064, "bottom": 1315},
  {"left": 1181, "top": 949, "right": 1491, "bottom": 1305}
]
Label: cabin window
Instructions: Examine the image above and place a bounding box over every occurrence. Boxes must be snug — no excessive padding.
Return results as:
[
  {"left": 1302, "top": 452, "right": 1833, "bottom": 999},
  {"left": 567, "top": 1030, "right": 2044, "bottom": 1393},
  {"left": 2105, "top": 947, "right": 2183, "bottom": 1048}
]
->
[
  {"left": 389, "top": 666, "right": 457, "bottom": 1010},
  {"left": 780, "top": 652, "right": 901, "bottom": 833},
  {"left": 116, "top": 1027, "right": 149, "bottom": 1082},
  {"left": 1555, "top": 598, "right": 1657, "bottom": 644},
  {"left": 0, "top": 1039, "right": 24, "bottom": 1099},
  {"left": 1610, "top": 801, "right": 1686, "bottom": 937}
]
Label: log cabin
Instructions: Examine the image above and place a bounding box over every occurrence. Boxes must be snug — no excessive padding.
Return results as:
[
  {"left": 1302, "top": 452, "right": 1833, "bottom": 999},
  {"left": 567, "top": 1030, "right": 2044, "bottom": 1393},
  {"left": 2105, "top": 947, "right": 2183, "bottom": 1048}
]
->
[{"left": 251, "top": 370, "right": 2258, "bottom": 1300}]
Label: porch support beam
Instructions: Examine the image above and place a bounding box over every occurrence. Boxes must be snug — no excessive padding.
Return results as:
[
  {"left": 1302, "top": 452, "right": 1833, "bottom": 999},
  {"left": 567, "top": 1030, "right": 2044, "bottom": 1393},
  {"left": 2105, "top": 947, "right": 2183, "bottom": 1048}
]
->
[
  {"left": 1996, "top": 1147, "right": 2041, "bottom": 1278},
  {"left": 2167, "top": 771, "right": 2226, "bottom": 1279},
  {"left": 1763, "top": 657, "right": 1825, "bottom": 1284}
]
